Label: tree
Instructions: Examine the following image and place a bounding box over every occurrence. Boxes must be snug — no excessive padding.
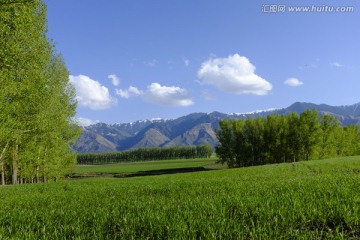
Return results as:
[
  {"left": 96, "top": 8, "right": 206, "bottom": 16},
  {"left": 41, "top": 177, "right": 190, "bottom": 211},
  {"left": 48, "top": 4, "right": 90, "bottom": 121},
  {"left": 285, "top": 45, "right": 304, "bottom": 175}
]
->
[
  {"left": 319, "top": 114, "right": 340, "bottom": 159},
  {"left": 340, "top": 125, "right": 360, "bottom": 156},
  {"left": 285, "top": 112, "right": 302, "bottom": 162},
  {"left": 216, "top": 112, "right": 360, "bottom": 168},
  {"left": 276, "top": 115, "right": 289, "bottom": 163},
  {"left": 243, "top": 118, "right": 265, "bottom": 166},
  {"left": 196, "top": 144, "right": 213, "bottom": 158},
  {"left": 0, "top": 0, "right": 80, "bottom": 184},
  {"left": 216, "top": 120, "right": 236, "bottom": 167},
  {"left": 231, "top": 119, "right": 246, "bottom": 167},
  {"left": 263, "top": 115, "right": 282, "bottom": 164},
  {"left": 299, "top": 110, "right": 321, "bottom": 160}
]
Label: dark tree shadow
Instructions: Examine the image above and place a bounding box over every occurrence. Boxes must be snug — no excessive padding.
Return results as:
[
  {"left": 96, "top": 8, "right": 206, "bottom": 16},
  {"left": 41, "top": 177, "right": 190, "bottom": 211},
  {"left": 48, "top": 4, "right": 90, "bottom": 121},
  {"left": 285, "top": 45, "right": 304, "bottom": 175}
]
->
[{"left": 114, "top": 167, "right": 213, "bottom": 178}]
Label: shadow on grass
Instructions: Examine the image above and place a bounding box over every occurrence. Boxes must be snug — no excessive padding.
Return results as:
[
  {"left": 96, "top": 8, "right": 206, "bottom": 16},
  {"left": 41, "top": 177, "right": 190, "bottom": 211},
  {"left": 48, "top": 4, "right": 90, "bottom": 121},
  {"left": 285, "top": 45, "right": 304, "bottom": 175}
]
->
[
  {"left": 68, "top": 166, "right": 218, "bottom": 179},
  {"left": 114, "top": 167, "right": 213, "bottom": 178}
]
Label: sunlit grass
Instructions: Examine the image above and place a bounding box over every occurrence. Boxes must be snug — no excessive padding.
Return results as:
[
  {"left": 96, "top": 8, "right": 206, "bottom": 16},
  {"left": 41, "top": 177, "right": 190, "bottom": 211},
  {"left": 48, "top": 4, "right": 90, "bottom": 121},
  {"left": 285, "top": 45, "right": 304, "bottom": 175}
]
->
[
  {"left": 1, "top": 156, "right": 360, "bottom": 238},
  {"left": 73, "top": 157, "right": 217, "bottom": 174}
]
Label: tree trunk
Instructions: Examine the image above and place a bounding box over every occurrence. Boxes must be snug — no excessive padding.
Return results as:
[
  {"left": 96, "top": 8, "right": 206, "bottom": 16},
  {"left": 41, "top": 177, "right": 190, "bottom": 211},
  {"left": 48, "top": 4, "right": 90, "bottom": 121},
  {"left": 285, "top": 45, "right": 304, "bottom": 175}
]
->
[
  {"left": 1, "top": 163, "right": 4, "bottom": 186},
  {"left": 12, "top": 139, "right": 19, "bottom": 185},
  {"left": 36, "top": 165, "right": 39, "bottom": 183},
  {"left": 0, "top": 140, "right": 10, "bottom": 186},
  {"left": 1, "top": 156, "right": 4, "bottom": 186}
]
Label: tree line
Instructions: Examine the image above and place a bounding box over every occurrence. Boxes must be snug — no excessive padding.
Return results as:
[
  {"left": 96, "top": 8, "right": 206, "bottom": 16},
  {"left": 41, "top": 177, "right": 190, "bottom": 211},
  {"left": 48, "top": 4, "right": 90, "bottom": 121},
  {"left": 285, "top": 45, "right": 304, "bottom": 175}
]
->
[
  {"left": 216, "top": 110, "right": 360, "bottom": 168},
  {"left": 77, "top": 145, "right": 213, "bottom": 165},
  {"left": 0, "top": 0, "right": 80, "bottom": 185}
]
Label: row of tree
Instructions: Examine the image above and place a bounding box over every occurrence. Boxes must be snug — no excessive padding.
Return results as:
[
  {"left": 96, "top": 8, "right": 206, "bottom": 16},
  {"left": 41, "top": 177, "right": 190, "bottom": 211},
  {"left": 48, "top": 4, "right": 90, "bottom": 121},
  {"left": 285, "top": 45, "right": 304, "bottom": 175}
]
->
[
  {"left": 77, "top": 145, "right": 213, "bottom": 165},
  {"left": 216, "top": 110, "right": 360, "bottom": 168},
  {"left": 0, "top": 1, "right": 80, "bottom": 185}
]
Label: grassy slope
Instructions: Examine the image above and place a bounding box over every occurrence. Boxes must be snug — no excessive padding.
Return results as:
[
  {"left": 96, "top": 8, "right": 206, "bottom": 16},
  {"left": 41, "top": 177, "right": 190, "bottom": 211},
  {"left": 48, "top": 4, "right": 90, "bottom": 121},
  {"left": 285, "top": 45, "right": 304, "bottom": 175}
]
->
[{"left": 1, "top": 156, "right": 360, "bottom": 239}]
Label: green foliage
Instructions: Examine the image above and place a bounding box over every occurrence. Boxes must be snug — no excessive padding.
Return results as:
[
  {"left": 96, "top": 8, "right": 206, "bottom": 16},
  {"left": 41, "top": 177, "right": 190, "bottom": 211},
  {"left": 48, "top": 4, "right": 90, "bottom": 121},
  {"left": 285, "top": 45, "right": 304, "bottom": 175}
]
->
[
  {"left": 0, "top": 0, "right": 80, "bottom": 185},
  {"left": 215, "top": 119, "right": 236, "bottom": 166},
  {"left": 77, "top": 145, "right": 213, "bottom": 165},
  {"left": 1, "top": 156, "right": 360, "bottom": 238},
  {"left": 196, "top": 144, "right": 213, "bottom": 158},
  {"left": 319, "top": 114, "right": 340, "bottom": 159},
  {"left": 216, "top": 110, "right": 360, "bottom": 168}
]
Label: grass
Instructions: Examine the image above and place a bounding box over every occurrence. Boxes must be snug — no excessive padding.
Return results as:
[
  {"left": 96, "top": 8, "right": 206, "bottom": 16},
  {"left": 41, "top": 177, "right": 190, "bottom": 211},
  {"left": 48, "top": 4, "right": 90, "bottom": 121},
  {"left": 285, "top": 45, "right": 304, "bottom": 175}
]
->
[
  {"left": 72, "top": 157, "right": 219, "bottom": 177},
  {"left": 1, "top": 156, "right": 360, "bottom": 238}
]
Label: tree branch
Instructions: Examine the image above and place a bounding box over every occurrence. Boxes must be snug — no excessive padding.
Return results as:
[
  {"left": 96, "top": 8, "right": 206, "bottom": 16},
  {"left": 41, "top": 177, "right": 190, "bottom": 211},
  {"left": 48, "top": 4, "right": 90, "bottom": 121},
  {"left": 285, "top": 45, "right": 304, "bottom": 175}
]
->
[{"left": 0, "top": 0, "right": 34, "bottom": 6}]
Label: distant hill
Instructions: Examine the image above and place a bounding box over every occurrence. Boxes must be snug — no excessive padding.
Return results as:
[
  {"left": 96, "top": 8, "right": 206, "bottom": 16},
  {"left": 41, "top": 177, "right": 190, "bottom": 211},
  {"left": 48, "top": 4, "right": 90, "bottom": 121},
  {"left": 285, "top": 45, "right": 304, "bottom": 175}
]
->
[{"left": 72, "top": 102, "right": 360, "bottom": 153}]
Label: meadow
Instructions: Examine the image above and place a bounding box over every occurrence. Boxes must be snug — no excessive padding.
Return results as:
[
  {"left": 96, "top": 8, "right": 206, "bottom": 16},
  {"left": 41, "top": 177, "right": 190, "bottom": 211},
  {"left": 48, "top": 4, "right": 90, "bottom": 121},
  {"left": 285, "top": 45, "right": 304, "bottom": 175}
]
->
[
  {"left": 72, "top": 157, "right": 218, "bottom": 177},
  {"left": 1, "top": 156, "right": 360, "bottom": 239}
]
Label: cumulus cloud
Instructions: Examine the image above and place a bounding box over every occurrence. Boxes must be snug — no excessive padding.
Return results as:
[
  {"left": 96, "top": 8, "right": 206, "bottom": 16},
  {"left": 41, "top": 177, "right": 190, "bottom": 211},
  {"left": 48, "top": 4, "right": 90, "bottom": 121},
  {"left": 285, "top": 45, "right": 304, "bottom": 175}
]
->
[
  {"left": 115, "top": 86, "right": 143, "bottom": 99},
  {"left": 75, "top": 117, "right": 99, "bottom": 127},
  {"left": 330, "top": 62, "right": 344, "bottom": 68},
  {"left": 284, "top": 78, "right": 304, "bottom": 87},
  {"left": 108, "top": 74, "right": 120, "bottom": 86},
  {"left": 143, "top": 83, "right": 193, "bottom": 107},
  {"left": 69, "top": 75, "right": 117, "bottom": 110},
  {"left": 197, "top": 54, "right": 272, "bottom": 95}
]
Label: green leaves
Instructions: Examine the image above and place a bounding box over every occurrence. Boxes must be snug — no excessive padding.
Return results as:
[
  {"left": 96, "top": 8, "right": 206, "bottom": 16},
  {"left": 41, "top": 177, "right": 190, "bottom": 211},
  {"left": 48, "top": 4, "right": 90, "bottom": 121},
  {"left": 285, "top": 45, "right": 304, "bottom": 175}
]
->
[
  {"left": 216, "top": 111, "right": 360, "bottom": 168},
  {"left": 0, "top": 0, "right": 80, "bottom": 185},
  {"left": 77, "top": 145, "right": 213, "bottom": 165}
]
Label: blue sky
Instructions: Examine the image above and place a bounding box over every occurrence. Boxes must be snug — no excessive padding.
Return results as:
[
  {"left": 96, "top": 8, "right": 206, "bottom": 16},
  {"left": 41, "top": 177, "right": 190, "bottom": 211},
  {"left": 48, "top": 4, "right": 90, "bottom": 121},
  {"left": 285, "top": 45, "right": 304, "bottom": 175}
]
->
[{"left": 45, "top": 0, "right": 360, "bottom": 125}]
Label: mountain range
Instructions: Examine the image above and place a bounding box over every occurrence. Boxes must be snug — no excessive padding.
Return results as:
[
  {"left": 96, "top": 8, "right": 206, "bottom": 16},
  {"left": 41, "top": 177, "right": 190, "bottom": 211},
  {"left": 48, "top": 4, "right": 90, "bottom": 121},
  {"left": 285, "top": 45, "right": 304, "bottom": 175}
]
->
[{"left": 73, "top": 102, "right": 360, "bottom": 153}]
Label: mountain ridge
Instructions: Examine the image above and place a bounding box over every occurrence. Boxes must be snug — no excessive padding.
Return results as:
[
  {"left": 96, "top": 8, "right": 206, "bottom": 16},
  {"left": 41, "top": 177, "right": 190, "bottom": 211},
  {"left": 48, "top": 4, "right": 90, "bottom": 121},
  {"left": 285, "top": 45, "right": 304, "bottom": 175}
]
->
[{"left": 73, "top": 101, "right": 360, "bottom": 153}]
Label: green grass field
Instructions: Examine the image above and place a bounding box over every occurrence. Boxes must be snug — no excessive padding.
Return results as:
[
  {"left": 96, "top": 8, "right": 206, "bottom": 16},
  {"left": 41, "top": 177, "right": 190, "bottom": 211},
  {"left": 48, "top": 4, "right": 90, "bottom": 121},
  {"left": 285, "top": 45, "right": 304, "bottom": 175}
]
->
[
  {"left": 1, "top": 156, "right": 360, "bottom": 239},
  {"left": 73, "top": 157, "right": 218, "bottom": 175}
]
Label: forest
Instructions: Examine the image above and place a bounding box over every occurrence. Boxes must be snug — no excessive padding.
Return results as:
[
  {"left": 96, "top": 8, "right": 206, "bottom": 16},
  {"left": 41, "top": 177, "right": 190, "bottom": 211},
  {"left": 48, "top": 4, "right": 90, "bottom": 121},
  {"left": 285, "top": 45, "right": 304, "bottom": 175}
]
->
[
  {"left": 0, "top": 1, "right": 80, "bottom": 185},
  {"left": 216, "top": 110, "right": 360, "bottom": 167},
  {"left": 77, "top": 144, "right": 213, "bottom": 165}
]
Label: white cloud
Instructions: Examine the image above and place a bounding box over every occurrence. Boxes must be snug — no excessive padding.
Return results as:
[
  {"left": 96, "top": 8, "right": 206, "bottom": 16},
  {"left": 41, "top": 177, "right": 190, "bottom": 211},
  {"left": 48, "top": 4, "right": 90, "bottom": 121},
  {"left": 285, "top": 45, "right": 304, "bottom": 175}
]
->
[
  {"left": 184, "top": 59, "right": 189, "bottom": 66},
  {"left": 143, "top": 59, "right": 157, "bottom": 67},
  {"left": 115, "top": 86, "right": 143, "bottom": 99},
  {"left": 143, "top": 83, "right": 193, "bottom": 107},
  {"left": 197, "top": 54, "right": 272, "bottom": 95},
  {"left": 75, "top": 117, "right": 99, "bottom": 127},
  {"left": 284, "top": 78, "right": 304, "bottom": 87},
  {"left": 69, "top": 75, "right": 117, "bottom": 110},
  {"left": 108, "top": 74, "right": 120, "bottom": 86},
  {"left": 330, "top": 62, "right": 344, "bottom": 68}
]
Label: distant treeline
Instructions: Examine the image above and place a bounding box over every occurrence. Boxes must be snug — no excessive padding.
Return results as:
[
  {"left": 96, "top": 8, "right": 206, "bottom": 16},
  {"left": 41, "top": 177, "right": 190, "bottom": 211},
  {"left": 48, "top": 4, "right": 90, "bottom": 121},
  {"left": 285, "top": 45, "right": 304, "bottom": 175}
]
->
[
  {"left": 77, "top": 145, "right": 213, "bottom": 165},
  {"left": 216, "top": 110, "right": 360, "bottom": 168}
]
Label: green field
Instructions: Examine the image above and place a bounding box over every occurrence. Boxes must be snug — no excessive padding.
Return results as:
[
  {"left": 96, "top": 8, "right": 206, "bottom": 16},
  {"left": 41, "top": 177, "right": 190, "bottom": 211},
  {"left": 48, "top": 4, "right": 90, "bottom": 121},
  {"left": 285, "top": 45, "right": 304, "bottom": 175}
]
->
[
  {"left": 1, "top": 156, "right": 360, "bottom": 239},
  {"left": 73, "top": 157, "right": 219, "bottom": 177}
]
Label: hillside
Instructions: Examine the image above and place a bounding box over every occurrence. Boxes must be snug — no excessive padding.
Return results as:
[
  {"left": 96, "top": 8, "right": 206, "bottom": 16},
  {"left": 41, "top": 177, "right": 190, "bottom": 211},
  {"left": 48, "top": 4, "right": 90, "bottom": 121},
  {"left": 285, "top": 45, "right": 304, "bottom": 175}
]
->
[{"left": 73, "top": 101, "right": 360, "bottom": 153}]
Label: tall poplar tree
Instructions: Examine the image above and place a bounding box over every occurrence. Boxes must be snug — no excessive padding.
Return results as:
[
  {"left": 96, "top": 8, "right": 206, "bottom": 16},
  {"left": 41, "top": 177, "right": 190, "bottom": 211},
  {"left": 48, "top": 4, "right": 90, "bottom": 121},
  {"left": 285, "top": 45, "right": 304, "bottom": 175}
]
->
[
  {"left": 299, "top": 110, "right": 321, "bottom": 160},
  {"left": 216, "top": 120, "right": 236, "bottom": 167},
  {"left": 319, "top": 114, "right": 340, "bottom": 159},
  {"left": 286, "top": 112, "right": 301, "bottom": 162},
  {"left": 0, "top": 0, "right": 80, "bottom": 184}
]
